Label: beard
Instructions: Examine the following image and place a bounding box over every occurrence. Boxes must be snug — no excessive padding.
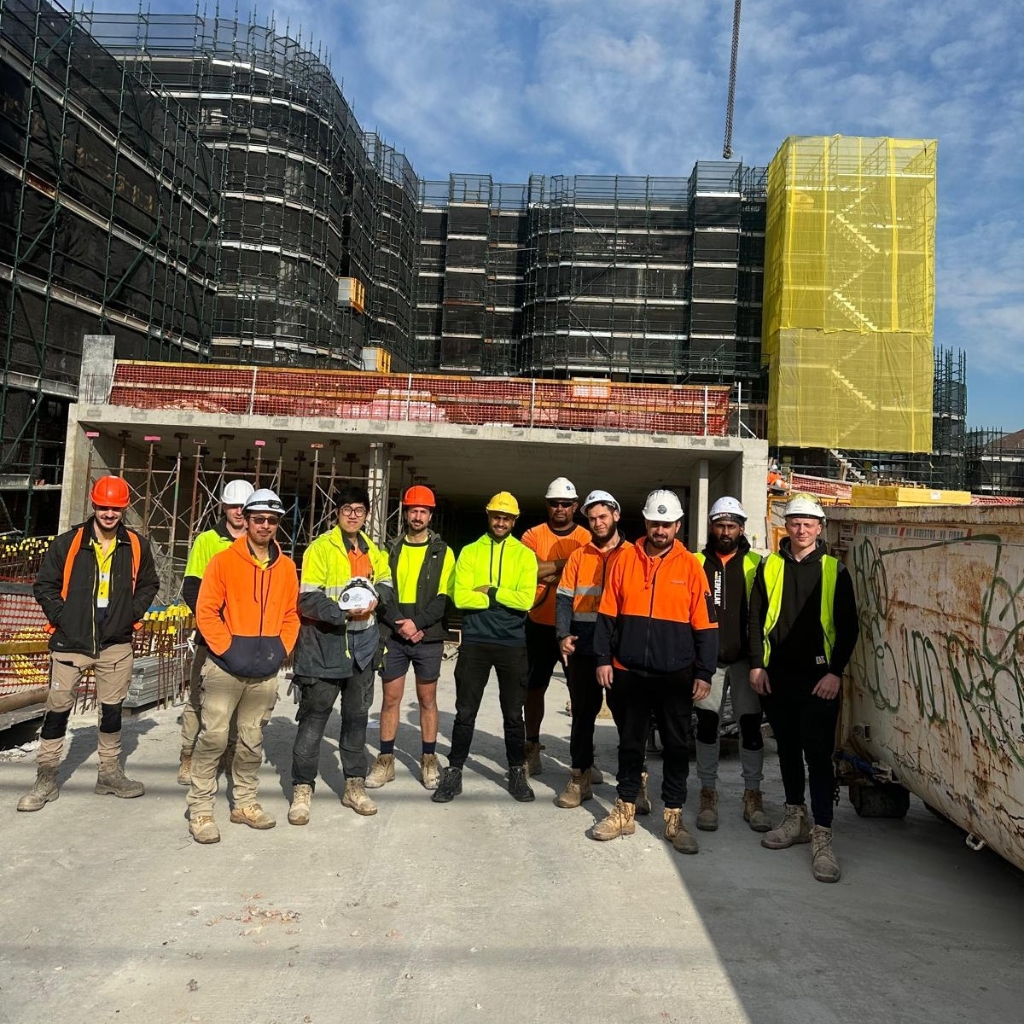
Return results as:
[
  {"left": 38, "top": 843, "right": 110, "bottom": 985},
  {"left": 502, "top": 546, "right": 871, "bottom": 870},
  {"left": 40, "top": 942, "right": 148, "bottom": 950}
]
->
[{"left": 713, "top": 535, "right": 738, "bottom": 555}]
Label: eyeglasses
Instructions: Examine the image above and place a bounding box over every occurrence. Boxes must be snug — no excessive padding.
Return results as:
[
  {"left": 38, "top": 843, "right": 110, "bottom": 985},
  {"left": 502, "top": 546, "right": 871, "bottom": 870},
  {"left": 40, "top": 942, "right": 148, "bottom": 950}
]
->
[
  {"left": 340, "top": 505, "right": 367, "bottom": 517},
  {"left": 548, "top": 500, "right": 575, "bottom": 509},
  {"left": 248, "top": 516, "right": 280, "bottom": 526}
]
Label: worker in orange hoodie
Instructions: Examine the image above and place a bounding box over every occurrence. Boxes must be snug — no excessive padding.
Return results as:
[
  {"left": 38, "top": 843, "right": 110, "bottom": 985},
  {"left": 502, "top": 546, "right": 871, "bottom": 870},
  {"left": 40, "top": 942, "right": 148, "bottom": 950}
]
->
[
  {"left": 592, "top": 489, "right": 718, "bottom": 853},
  {"left": 186, "top": 489, "right": 300, "bottom": 844}
]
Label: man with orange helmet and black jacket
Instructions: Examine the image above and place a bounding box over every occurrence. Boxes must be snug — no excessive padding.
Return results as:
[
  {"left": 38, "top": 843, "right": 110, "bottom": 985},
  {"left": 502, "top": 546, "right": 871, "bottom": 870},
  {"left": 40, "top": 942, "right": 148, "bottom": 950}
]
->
[
  {"left": 18, "top": 475, "right": 159, "bottom": 812},
  {"left": 592, "top": 489, "right": 718, "bottom": 853}
]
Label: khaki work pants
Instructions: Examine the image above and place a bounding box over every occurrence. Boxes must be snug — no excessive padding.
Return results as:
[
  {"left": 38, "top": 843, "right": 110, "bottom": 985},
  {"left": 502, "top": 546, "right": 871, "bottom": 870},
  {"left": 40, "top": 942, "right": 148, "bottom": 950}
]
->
[
  {"left": 185, "top": 661, "right": 278, "bottom": 817},
  {"left": 179, "top": 645, "right": 239, "bottom": 755},
  {"left": 37, "top": 643, "right": 134, "bottom": 769}
]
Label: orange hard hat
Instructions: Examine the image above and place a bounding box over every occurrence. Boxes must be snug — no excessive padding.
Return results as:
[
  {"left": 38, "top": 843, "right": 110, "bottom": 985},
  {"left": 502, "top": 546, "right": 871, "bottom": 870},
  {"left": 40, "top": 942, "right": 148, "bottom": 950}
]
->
[
  {"left": 403, "top": 484, "right": 436, "bottom": 508},
  {"left": 90, "top": 475, "right": 131, "bottom": 509}
]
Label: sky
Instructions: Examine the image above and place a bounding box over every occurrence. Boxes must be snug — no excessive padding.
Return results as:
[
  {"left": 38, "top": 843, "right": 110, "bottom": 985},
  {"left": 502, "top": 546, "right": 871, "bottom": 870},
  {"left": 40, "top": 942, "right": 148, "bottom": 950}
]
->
[{"left": 91, "top": 0, "right": 1023, "bottom": 429}]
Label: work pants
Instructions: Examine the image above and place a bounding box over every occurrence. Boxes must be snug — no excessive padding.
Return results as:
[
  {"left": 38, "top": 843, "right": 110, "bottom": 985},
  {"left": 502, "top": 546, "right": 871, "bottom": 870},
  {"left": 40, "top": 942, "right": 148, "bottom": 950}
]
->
[
  {"left": 449, "top": 643, "right": 527, "bottom": 769},
  {"left": 37, "top": 643, "right": 134, "bottom": 769},
  {"left": 760, "top": 673, "right": 841, "bottom": 827},
  {"left": 565, "top": 653, "right": 604, "bottom": 770},
  {"left": 694, "top": 659, "right": 764, "bottom": 790},
  {"left": 607, "top": 668, "right": 693, "bottom": 809},
  {"left": 290, "top": 662, "right": 375, "bottom": 788},
  {"left": 525, "top": 620, "right": 560, "bottom": 691},
  {"left": 185, "top": 662, "right": 278, "bottom": 816}
]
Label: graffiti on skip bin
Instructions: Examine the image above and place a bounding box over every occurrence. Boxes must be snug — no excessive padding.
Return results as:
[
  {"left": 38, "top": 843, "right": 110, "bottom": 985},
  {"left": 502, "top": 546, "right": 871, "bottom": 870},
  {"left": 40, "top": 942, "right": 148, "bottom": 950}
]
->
[{"left": 847, "top": 529, "right": 1024, "bottom": 768}]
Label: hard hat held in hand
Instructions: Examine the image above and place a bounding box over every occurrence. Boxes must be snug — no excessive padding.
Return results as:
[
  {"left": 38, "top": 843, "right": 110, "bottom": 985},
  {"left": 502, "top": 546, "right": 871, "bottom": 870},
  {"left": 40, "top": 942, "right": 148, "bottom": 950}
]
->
[
  {"left": 709, "top": 496, "right": 747, "bottom": 522},
  {"left": 339, "top": 576, "right": 378, "bottom": 612},
  {"left": 642, "top": 489, "right": 683, "bottom": 523}
]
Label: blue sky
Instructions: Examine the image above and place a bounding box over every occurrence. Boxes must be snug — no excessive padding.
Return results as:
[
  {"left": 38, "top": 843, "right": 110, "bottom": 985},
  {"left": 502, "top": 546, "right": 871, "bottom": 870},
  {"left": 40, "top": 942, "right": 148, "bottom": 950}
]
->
[{"left": 94, "top": 0, "right": 1023, "bottom": 429}]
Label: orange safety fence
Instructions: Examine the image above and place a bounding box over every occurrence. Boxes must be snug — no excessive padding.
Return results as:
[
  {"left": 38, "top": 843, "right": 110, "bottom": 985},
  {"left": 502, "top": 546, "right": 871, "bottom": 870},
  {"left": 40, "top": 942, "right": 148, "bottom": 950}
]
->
[{"left": 105, "top": 363, "right": 733, "bottom": 437}]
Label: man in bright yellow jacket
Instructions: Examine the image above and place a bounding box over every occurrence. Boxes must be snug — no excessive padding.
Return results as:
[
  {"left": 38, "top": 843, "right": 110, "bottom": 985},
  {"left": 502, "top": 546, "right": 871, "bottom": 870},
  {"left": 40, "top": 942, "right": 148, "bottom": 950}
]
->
[{"left": 432, "top": 492, "right": 538, "bottom": 805}]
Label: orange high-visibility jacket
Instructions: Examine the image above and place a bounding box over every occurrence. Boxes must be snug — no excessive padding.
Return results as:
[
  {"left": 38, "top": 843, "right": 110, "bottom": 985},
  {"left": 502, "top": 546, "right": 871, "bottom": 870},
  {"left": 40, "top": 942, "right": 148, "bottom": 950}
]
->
[
  {"left": 521, "top": 522, "right": 591, "bottom": 626},
  {"left": 594, "top": 537, "right": 718, "bottom": 680}
]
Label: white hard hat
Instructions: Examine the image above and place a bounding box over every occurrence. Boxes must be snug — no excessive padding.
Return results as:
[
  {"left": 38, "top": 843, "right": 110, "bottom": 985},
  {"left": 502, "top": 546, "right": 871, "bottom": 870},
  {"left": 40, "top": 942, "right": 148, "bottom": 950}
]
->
[
  {"left": 339, "top": 576, "right": 377, "bottom": 612},
  {"left": 642, "top": 489, "right": 683, "bottom": 523},
  {"left": 709, "top": 496, "right": 747, "bottom": 522},
  {"left": 784, "top": 493, "right": 826, "bottom": 520},
  {"left": 221, "top": 479, "right": 255, "bottom": 506},
  {"left": 545, "top": 477, "right": 579, "bottom": 500},
  {"left": 243, "top": 488, "right": 286, "bottom": 515},
  {"left": 582, "top": 489, "right": 619, "bottom": 513}
]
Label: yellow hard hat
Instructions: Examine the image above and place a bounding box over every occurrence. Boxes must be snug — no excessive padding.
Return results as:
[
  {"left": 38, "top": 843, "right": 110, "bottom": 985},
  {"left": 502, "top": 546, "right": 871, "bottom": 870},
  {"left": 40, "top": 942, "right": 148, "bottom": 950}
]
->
[{"left": 485, "top": 491, "right": 520, "bottom": 516}]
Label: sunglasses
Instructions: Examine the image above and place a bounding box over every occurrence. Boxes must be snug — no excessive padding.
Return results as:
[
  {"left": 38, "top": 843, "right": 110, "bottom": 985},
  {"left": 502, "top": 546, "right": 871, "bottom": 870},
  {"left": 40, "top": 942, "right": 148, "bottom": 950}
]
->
[
  {"left": 548, "top": 500, "right": 576, "bottom": 509},
  {"left": 248, "top": 515, "right": 281, "bottom": 526}
]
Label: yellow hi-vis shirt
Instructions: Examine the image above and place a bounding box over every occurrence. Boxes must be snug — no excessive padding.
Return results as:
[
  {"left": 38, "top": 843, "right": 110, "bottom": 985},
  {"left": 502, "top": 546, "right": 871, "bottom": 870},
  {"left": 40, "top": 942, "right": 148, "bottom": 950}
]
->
[{"left": 93, "top": 539, "right": 116, "bottom": 607}]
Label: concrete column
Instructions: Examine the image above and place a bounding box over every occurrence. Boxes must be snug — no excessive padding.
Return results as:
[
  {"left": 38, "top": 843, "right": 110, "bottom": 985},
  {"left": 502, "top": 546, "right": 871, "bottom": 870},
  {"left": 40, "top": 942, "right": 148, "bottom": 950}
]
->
[
  {"left": 366, "top": 442, "right": 388, "bottom": 545},
  {"left": 689, "top": 458, "right": 709, "bottom": 551},
  {"left": 739, "top": 443, "right": 769, "bottom": 552},
  {"left": 80, "top": 335, "right": 116, "bottom": 404}
]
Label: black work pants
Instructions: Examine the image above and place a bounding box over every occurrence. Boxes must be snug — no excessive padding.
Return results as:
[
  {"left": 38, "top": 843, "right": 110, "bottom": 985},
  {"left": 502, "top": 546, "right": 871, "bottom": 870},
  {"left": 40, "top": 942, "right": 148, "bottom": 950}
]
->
[
  {"left": 565, "top": 653, "right": 604, "bottom": 770},
  {"left": 450, "top": 643, "right": 528, "bottom": 769},
  {"left": 525, "top": 619, "right": 560, "bottom": 691},
  {"left": 760, "top": 673, "right": 841, "bottom": 827},
  {"left": 606, "top": 667, "right": 694, "bottom": 809}
]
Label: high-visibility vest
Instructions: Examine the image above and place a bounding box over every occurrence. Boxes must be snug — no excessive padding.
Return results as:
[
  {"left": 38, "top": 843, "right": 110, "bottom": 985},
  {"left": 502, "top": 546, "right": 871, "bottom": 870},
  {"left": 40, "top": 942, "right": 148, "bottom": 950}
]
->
[
  {"left": 760, "top": 552, "right": 837, "bottom": 667},
  {"left": 695, "top": 550, "right": 761, "bottom": 599}
]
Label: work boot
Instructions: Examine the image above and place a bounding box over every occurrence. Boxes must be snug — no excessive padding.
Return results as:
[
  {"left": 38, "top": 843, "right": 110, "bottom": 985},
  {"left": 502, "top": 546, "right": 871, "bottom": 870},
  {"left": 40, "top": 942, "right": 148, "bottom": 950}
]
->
[
  {"left": 217, "top": 743, "right": 236, "bottom": 776},
  {"left": 663, "top": 807, "right": 700, "bottom": 854},
  {"left": 17, "top": 766, "right": 59, "bottom": 812},
  {"left": 431, "top": 766, "right": 463, "bottom": 803},
  {"left": 95, "top": 761, "right": 145, "bottom": 799},
  {"left": 635, "top": 771, "right": 652, "bottom": 815},
  {"left": 420, "top": 753, "right": 441, "bottom": 790},
  {"left": 508, "top": 765, "right": 536, "bottom": 802},
  {"left": 811, "top": 825, "right": 841, "bottom": 882},
  {"left": 761, "top": 803, "right": 811, "bottom": 849},
  {"left": 555, "top": 768, "right": 593, "bottom": 808},
  {"left": 230, "top": 803, "right": 276, "bottom": 829},
  {"left": 524, "top": 741, "right": 543, "bottom": 777},
  {"left": 288, "top": 784, "right": 313, "bottom": 826},
  {"left": 342, "top": 777, "right": 377, "bottom": 816},
  {"left": 365, "top": 753, "right": 396, "bottom": 789},
  {"left": 589, "top": 764, "right": 604, "bottom": 785},
  {"left": 189, "top": 814, "right": 220, "bottom": 844},
  {"left": 696, "top": 786, "right": 719, "bottom": 831},
  {"left": 743, "top": 789, "right": 771, "bottom": 832},
  {"left": 591, "top": 798, "right": 636, "bottom": 841},
  {"left": 177, "top": 751, "right": 192, "bottom": 786}
]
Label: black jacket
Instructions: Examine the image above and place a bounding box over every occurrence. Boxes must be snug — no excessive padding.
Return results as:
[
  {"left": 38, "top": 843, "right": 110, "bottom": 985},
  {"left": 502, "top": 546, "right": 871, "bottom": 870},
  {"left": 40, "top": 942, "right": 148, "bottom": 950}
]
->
[
  {"left": 34, "top": 519, "right": 160, "bottom": 656},
  {"left": 386, "top": 531, "right": 452, "bottom": 644},
  {"left": 748, "top": 539, "right": 858, "bottom": 678},
  {"left": 698, "top": 537, "right": 755, "bottom": 665}
]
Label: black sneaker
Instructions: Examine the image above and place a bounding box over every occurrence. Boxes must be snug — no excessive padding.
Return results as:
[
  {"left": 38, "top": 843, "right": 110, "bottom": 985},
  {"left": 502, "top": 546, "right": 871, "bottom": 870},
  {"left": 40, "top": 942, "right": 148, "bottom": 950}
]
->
[
  {"left": 508, "top": 765, "right": 535, "bottom": 802},
  {"left": 431, "top": 766, "right": 463, "bottom": 803}
]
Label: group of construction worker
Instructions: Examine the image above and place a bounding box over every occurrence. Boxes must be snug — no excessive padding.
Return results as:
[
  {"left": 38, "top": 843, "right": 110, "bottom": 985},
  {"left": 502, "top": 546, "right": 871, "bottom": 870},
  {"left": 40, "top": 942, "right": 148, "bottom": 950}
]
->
[{"left": 17, "top": 470, "right": 858, "bottom": 883}]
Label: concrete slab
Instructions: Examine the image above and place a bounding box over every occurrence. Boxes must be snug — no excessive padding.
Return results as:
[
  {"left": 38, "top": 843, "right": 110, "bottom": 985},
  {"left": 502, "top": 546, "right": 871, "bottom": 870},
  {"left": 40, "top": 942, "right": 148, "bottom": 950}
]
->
[{"left": 1, "top": 663, "right": 1020, "bottom": 1024}]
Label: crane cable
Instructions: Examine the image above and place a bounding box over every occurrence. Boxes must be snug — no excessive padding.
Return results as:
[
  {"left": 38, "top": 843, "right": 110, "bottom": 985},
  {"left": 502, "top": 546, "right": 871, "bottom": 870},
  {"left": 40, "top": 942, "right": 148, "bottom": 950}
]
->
[{"left": 723, "top": 0, "right": 742, "bottom": 159}]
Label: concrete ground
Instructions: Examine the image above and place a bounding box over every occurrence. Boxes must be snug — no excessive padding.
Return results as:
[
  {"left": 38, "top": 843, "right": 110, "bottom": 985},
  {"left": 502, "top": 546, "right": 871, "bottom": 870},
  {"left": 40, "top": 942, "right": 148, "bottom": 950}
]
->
[{"left": 0, "top": 662, "right": 1021, "bottom": 1024}]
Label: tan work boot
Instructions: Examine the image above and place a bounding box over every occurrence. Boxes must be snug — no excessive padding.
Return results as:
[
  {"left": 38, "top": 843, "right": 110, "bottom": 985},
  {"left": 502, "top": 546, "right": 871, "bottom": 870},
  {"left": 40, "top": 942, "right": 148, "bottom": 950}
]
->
[
  {"left": 288, "top": 784, "right": 313, "bottom": 825},
  {"left": 695, "top": 786, "right": 718, "bottom": 831},
  {"left": 420, "top": 753, "right": 441, "bottom": 790},
  {"left": 189, "top": 814, "right": 221, "bottom": 844},
  {"left": 342, "top": 777, "right": 378, "bottom": 816},
  {"left": 95, "top": 761, "right": 145, "bottom": 799},
  {"left": 555, "top": 768, "right": 593, "bottom": 809},
  {"left": 365, "top": 753, "right": 396, "bottom": 789},
  {"left": 230, "top": 803, "right": 276, "bottom": 829},
  {"left": 761, "top": 802, "right": 811, "bottom": 849},
  {"left": 635, "top": 771, "right": 652, "bottom": 815},
  {"left": 217, "top": 743, "right": 236, "bottom": 776},
  {"left": 177, "top": 751, "right": 192, "bottom": 786},
  {"left": 811, "top": 825, "right": 841, "bottom": 882},
  {"left": 663, "top": 808, "right": 699, "bottom": 854},
  {"left": 743, "top": 789, "right": 771, "bottom": 832},
  {"left": 589, "top": 764, "right": 604, "bottom": 785},
  {"left": 524, "top": 741, "right": 543, "bottom": 776},
  {"left": 17, "top": 766, "right": 59, "bottom": 812},
  {"left": 591, "top": 798, "right": 636, "bottom": 841}
]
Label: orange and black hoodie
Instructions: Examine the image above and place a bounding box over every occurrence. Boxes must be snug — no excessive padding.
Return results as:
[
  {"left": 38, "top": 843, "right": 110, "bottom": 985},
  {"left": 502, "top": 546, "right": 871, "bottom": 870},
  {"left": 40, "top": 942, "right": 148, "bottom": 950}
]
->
[
  {"left": 594, "top": 537, "right": 718, "bottom": 681},
  {"left": 196, "top": 535, "right": 300, "bottom": 679}
]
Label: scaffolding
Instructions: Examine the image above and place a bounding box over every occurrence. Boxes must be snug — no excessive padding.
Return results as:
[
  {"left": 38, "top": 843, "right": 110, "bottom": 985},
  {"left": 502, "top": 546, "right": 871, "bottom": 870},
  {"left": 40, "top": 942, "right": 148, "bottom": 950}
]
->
[
  {"left": 84, "top": 8, "right": 421, "bottom": 371},
  {"left": 967, "top": 428, "right": 1024, "bottom": 498},
  {"left": 0, "top": 0, "right": 218, "bottom": 532}
]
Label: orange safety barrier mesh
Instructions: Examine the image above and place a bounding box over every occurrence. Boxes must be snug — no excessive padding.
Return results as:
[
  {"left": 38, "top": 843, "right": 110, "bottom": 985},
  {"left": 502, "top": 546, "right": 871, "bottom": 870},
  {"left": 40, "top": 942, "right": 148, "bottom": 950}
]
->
[{"left": 106, "top": 363, "right": 732, "bottom": 437}]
